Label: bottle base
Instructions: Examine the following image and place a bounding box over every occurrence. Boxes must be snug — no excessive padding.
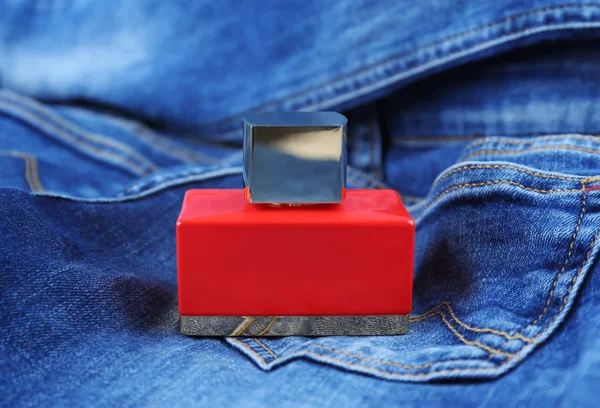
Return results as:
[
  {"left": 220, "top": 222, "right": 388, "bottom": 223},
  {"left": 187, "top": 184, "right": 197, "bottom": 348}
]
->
[{"left": 180, "top": 315, "right": 409, "bottom": 336}]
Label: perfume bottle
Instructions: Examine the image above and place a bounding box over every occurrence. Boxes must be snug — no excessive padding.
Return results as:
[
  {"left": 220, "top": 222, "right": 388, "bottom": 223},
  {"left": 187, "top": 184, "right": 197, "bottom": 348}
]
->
[{"left": 176, "top": 112, "right": 415, "bottom": 336}]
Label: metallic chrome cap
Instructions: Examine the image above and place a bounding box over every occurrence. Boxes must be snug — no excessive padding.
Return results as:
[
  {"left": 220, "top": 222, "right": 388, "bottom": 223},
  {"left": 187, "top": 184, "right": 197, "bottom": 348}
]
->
[{"left": 243, "top": 111, "right": 347, "bottom": 204}]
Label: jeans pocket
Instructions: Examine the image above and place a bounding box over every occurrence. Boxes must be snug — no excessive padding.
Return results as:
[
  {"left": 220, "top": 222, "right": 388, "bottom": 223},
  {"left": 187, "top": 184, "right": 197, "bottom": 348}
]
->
[{"left": 228, "top": 135, "right": 600, "bottom": 382}]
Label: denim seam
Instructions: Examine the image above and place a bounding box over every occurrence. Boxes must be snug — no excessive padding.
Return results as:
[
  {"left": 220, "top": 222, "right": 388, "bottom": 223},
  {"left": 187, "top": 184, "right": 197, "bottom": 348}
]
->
[
  {"left": 207, "top": 4, "right": 600, "bottom": 136},
  {"left": 108, "top": 115, "right": 225, "bottom": 165},
  {"left": 414, "top": 180, "right": 581, "bottom": 222},
  {"left": 32, "top": 167, "right": 244, "bottom": 203},
  {"left": 120, "top": 165, "right": 370, "bottom": 197},
  {"left": 348, "top": 167, "right": 388, "bottom": 188},
  {"left": 236, "top": 341, "right": 502, "bottom": 378},
  {"left": 253, "top": 339, "right": 278, "bottom": 359},
  {"left": 302, "top": 351, "right": 500, "bottom": 378},
  {"left": 0, "top": 151, "right": 44, "bottom": 192},
  {"left": 310, "top": 345, "right": 483, "bottom": 370},
  {"left": 0, "top": 101, "right": 152, "bottom": 177},
  {"left": 519, "top": 184, "right": 587, "bottom": 333},
  {"left": 432, "top": 164, "right": 587, "bottom": 191},
  {"left": 392, "top": 134, "right": 600, "bottom": 145},
  {"left": 0, "top": 92, "right": 159, "bottom": 174},
  {"left": 534, "top": 231, "right": 599, "bottom": 339},
  {"left": 247, "top": 305, "right": 514, "bottom": 368},
  {"left": 462, "top": 145, "right": 600, "bottom": 161},
  {"left": 495, "top": 225, "right": 599, "bottom": 352},
  {"left": 409, "top": 302, "right": 536, "bottom": 343},
  {"left": 229, "top": 338, "right": 269, "bottom": 366},
  {"left": 392, "top": 136, "right": 483, "bottom": 143},
  {"left": 242, "top": 339, "right": 495, "bottom": 372},
  {"left": 123, "top": 164, "right": 226, "bottom": 194},
  {"left": 465, "top": 134, "right": 600, "bottom": 151},
  {"left": 0, "top": 91, "right": 158, "bottom": 169},
  {"left": 421, "top": 312, "right": 514, "bottom": 358}
]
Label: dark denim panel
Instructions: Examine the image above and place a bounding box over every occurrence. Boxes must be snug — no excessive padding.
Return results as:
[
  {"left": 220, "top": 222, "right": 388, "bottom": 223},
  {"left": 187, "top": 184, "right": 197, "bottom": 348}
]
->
[
  {"left": 383, "top": 39, "right": 600, "bottom": 199},
  {"left": 2, "top": 1, "right": 600, "bottom": 140}
]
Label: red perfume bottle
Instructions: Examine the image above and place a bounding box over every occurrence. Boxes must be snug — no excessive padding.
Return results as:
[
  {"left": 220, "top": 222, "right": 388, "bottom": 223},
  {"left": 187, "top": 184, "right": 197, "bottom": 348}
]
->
[{"left": 177, "top": 112, "right": 414, "bottom": 336}]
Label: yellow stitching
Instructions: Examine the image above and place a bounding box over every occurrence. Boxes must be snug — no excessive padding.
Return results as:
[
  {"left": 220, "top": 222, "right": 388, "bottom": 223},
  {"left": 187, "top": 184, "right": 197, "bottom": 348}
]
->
[
  {"left": 229, "top": 338, "right": 268, "bottom": 365},
  {"left": 519, "top": 183, "right": 587, "bottom": 332},
  {"left": 258, "top": 317, "right": 277, "bottom": 336},
  {"left": 253, "top": 338, "right": 278, "bottom": 359},
  {"left": 409, "top": 302, "right": 536, "bottom": 343},
  {"left": 466, "top": 134, "right": 600, "bottom": 150},
  {"left": 462, "top": 145, "right": 600, "bottom": 162},
  {"left": 534, "top": 231, "right": 599, "bottom": 339}
]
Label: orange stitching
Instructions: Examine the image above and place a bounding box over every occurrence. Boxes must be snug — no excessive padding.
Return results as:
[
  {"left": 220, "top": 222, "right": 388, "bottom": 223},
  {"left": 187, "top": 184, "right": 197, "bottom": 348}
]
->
[
  {"left": 304, "top": 350, "right": 507, "bottom": 378},
  {"left": 432, "top": 164, "right": 583, "bottom": 191},
  {"left": 534, "top": 231, "right": 599, "bottom": 339},
  {"left": 235, "top": 338, "right": 507, "bottom": 376},
  {"left": 312, "top": 345, "right": 436, "bottom": 369},
  {"left": 418, "top": 312, "right": 514, "bottom": 358},
  {"left": 461, "top": 145, "right": 600, "bottom": 162},
  {"left": 231, "top": 317, "right": 256, "bottom": 336},
  {"left": 392, "top": 136, "right": 482, "bottom": 143},
  {"left": 0, "top": 152, "right": 45, "bottom": 192},
  {"left": 410, "top": 302, "right": 536, "bottom": 343},
  {"left": 258, "top": 317, "right": 277, "bottom": 336},
  {"left": 519, "top": 183, "right": 587, "bottom": 333},
  {"left": 466, "top": 134, "right": 600, "bottom": 151},
  {"left": 253, "top": 337, "right": 497, "bottom": 370},
  {"left": 253, "top": 338, "right": 278, "bottom": 359},
  {"left": 414, "top": 180, "right": 580, "bottom": 219},
  {"left": 229, "top": 338, "right": 268, "bottom": 365}
]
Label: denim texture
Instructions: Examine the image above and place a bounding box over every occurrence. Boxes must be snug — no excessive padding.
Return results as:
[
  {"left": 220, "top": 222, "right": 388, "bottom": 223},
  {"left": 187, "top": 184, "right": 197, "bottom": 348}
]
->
[{"left": 1, "top": 1, "right": 600, "bottom": 406}]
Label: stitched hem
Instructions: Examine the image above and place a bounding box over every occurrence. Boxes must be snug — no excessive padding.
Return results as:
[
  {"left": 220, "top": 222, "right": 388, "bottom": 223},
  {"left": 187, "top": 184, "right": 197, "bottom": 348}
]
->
[{"left": 202, "top": 5, "right": 600, "bottom": 140}]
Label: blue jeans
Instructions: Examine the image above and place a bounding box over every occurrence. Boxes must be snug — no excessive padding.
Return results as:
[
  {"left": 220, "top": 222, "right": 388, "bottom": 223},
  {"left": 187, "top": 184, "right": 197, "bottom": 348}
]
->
[{"left": 2, "top": 1, "right": 600, "bottom": 406}]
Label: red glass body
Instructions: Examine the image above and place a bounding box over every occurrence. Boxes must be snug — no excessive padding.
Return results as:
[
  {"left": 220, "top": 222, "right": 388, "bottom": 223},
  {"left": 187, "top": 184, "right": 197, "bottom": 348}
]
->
[{"left": 177, "top": 189, "right": 414, "bottom": 316}]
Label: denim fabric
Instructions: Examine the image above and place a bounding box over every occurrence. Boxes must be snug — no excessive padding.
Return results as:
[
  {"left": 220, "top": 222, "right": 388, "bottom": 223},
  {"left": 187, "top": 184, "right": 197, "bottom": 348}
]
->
[{"left": 2, "top": 1, "right": 600, "bottom": 407}]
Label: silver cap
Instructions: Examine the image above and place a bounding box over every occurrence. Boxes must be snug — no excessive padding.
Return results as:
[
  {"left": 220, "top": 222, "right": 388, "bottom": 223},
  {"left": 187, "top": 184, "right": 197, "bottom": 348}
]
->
[{"left": 243, "top": 112, "right": 347, "bottom": 204}]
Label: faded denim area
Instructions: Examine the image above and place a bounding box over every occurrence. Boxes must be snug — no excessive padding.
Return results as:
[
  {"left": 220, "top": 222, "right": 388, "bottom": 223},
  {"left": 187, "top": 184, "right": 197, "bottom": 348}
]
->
[{"left": 2, "top": 1, "right": 600, "bottom": 406}]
